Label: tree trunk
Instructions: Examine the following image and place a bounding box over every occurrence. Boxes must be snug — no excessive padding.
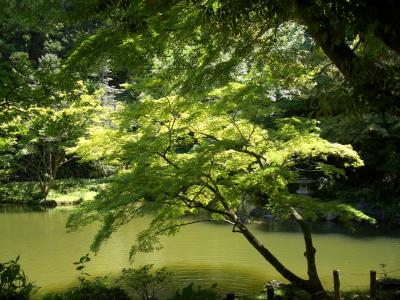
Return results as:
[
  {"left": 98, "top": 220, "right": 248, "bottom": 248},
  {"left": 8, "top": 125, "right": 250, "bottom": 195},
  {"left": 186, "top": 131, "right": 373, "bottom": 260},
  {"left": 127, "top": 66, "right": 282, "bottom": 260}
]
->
[
  {"left": 27, "top": 31, "right": 45, "bottom": 64},
  {"left": 216, "top": 192, "right": 331, "bottom": 298},
  {"left": 294, "top": 0, "right": 399, "bottom": 112},
  {"left": 292, "top": 209, "right": 331, "bottom": 299},
  {"left": 38, "top": 173, "right": 53, "bottom": 201},
  {"left": 37, "top": 147, "right": 62, "bottom": 201},
  {"left": 235, "top": 221, "right": 332, "bottom": 299}
]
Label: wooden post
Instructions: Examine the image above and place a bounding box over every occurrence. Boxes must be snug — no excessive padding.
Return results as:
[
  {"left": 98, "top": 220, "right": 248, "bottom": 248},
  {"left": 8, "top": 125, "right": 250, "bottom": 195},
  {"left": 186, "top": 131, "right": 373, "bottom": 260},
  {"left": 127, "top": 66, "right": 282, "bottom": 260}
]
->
[
  {"left": 226, "top": 293, "right": 235, "bottom": 300},
  {"left": 266, "top": 285, "right": 274, "bottom": 300},
  {"left": 370, "top": 270, "right": 377, "bottom": 299},
  {"left": 333, "top": 270, "right": 341, "bottom": 300}
]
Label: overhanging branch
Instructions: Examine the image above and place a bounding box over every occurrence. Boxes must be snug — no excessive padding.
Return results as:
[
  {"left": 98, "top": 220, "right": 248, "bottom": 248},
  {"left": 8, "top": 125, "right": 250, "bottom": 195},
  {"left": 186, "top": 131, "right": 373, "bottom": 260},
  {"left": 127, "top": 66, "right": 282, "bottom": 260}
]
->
[{"left": 155, "top": 219, "right": 228, "bottom": 234}]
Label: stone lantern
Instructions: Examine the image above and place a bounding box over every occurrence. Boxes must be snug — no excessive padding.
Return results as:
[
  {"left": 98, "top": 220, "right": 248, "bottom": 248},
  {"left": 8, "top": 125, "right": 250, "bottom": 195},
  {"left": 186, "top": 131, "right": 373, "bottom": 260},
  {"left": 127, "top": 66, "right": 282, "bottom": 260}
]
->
[{"left": 295, "top": 178, "right": 314, "bottom": 195}]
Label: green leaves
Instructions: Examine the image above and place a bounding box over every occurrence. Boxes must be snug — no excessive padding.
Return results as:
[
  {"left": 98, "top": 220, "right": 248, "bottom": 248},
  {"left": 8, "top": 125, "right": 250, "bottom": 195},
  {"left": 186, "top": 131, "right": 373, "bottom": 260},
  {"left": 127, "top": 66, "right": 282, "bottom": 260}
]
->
[
  {"left": 267, "top": 194, "right": 375, "bottom": 224},
  {"left": 0, "top": 256, "right": 36, "bottom": 299},
  {"left": 119, "top": 264, "right": 171, "bottom": 300},
  {"left": 73, "top": 253, "right": 91, "bottom": 268},
  {"left": 70, "top": 84, "right": 367, "bottom": 254}
]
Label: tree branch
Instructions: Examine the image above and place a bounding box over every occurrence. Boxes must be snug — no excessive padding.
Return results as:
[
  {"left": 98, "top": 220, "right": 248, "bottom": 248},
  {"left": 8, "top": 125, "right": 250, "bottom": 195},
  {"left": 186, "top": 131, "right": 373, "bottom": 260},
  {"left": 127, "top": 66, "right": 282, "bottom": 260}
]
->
[{"left": 155, "top": 219, "right": 228, "bottom": 234}]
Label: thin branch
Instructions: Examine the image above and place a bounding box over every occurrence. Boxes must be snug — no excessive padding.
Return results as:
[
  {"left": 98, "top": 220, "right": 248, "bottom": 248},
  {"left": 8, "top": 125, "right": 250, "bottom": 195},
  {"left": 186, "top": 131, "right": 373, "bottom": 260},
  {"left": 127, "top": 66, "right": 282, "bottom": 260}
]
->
[
  {"left": 155, "top": 151, "right": 179, "bottom": 169},
  {"left": 232, "top": 147, "right": 266, "bottom": 167},
  {"left": 188, "top": 185, "right": 207, "bottom": 203},
  {"left": 197, "top": 131, "right": 266, "bottom": 166},
  {"left": 247, "top": 107, "right": 259, "bottom": 141},
  {"left": 314, "top": 62, "right": 334, "bottom": 78},
  {"left": 162, "top": 97, "right": 177, "bottom": 155},
  {"left": 155, "top": 219, "right": 227, "bottom": 234},
  {"left": 59, "top": 155, "right": 79, "bottom": 166},
  {"left": 137, "top": 144, "right": 179, "bottom": 169},
  {"left": 178, "top": 193, "right": 229, "bottom": 217},
  {"left": 201, "top": 175, "right": 237, "bottom": 221},
  {"left": 227, "top": 110, "right": 248, "bottom": 143}
]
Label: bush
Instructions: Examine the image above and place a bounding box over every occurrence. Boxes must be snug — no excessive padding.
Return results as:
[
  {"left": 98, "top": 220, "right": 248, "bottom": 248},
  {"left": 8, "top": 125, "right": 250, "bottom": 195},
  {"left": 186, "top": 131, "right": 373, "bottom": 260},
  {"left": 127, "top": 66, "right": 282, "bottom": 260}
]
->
[
  {"left": 42, "top": 254, "right": 129, "bottom": 300},
  {"left": 0, "top": 182, "right": 42, "bottom": 204},
  {"left": 0, "top": 256, "right": 36, "bottom": 300},
  {"left": 118, "top": 264, "right": 172, "bottom": 300},
  {"left": 41, "top": 277, "right": 129, "bottom": 300},
  {"left": 168, "top": 283, "right": 221, "bottom": 300}
]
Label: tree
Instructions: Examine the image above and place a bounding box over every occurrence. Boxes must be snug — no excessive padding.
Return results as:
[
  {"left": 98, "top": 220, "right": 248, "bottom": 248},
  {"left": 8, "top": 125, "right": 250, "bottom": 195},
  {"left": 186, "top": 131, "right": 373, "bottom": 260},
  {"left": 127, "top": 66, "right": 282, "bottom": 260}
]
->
[
  {"left": 69, "top": 90, "right": 372, "bottom": 299},
  {"left": 59, "top": 11, "right": 379, "bottom": 297},
  {"left": 64, "top": 0, "right": 400, "bottom": 112},
  {"left": 0, "top": 17, "right": 104, "bottom": 196},
  {"left": 14, "top": 81, "right": 102, "bottom": 201}
]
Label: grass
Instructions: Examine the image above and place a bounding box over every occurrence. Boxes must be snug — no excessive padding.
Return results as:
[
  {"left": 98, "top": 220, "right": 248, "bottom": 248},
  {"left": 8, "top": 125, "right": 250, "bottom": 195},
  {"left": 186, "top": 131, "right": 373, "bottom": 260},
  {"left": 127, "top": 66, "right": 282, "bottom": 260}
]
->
[{"left": 48, "top": 178, "right": 107, "bottom": 205}]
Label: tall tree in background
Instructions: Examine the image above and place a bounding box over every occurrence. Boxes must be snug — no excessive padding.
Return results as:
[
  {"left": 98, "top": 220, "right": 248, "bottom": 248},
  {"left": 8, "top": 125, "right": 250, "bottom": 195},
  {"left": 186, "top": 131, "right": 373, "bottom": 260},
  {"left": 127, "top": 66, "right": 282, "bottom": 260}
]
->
[
  {"left": 15, "top": 81, "right": 102, "bottom": 201},
  {"left": 65, "top": 0, "right": 400, "bottom": 112},
  {"left": 0, "top": 0, "right": 107, "bottom": 185}
]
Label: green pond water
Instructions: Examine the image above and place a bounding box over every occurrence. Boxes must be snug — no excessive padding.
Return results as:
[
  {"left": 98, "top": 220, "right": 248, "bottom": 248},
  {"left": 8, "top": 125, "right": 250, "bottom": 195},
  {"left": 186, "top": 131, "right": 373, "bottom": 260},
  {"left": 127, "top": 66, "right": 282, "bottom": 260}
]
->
[{"left": 0, "top": 206, "right": 399, "bottom": 296}]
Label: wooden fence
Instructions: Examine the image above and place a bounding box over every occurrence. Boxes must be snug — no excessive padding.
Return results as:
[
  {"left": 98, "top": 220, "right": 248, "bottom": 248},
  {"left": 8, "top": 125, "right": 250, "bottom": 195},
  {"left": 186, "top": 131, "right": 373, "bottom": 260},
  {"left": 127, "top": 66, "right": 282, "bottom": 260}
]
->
[{"left": 224, "top": 269, "right": 392, "bottom": 300}]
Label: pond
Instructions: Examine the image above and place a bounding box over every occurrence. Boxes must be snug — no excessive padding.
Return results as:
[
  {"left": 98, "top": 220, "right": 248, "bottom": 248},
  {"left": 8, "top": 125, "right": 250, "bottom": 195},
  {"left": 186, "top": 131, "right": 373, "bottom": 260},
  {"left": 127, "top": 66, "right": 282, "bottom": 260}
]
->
[{"left": 0, "top": 206, "right": 399, "bottom": 296}]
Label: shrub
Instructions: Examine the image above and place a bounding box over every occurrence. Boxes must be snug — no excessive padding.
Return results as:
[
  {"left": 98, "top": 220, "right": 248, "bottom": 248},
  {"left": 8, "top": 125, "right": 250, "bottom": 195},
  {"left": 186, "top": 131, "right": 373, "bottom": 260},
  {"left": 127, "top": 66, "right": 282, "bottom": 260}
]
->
[
  {"left": 168, "top": 283, "right": 221, "bottom": 300},
  {"left": 118, "top": 264, "right": 172, "bottom": 300},
  {"left": 0, "top": 256, "right": 36, "bottom": 300},
  {"left": 41, "top": 277, "right": 129, "bottom": 300},
  {"left": 42, "top": 253, "right": 129, "bottom": 300}
]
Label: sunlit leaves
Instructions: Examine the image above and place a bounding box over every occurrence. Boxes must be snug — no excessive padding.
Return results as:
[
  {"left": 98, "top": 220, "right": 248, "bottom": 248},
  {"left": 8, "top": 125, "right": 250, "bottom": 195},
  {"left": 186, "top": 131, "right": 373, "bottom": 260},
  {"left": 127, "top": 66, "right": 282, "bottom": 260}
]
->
[{"left": 71, "top": 86, "right": 365, "bottom": 253}]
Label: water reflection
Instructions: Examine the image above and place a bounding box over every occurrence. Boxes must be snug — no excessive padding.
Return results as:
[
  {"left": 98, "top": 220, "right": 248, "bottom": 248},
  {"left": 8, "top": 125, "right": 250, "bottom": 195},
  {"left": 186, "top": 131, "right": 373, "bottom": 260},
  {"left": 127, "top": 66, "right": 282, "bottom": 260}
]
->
[
  {"left": 0, "top": 204, "right": 48, "bottom": 214},
  {"left": 0, "top": 206, "right": 399, "bottom": 295},
  {"left": 252, "top": 218, "right": 400, "bottom": 238}
]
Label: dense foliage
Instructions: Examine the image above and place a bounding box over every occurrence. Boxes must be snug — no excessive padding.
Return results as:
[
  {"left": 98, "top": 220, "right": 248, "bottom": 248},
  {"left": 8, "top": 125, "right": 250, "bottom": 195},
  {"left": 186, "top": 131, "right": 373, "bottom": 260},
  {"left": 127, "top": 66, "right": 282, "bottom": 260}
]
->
[
  {"left": 1, "top": 0, "right": 400, "bottom": 298},
  {"left": 64, "top": 0, "right": 400, "bottom": 111},
  {"left": 58, "top": 1, "right": 400, "bottom": 222},
  {"left": 67, "top": 84, "right": 372, "bottom": 298},
  {"left": 118, "top": 264, "right": 171, "bottom": 300},
  {"left": 0, "top": 256, "right": 36, "bottom": 300}
]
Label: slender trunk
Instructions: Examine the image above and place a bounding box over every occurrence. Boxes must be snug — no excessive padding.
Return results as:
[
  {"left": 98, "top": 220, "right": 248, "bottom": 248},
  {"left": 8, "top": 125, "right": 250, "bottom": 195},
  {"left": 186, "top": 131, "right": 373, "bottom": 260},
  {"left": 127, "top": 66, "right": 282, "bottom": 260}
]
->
[
  {"left": 236, "top": 222, "right": 331, "bottom": 299},
  {"left": 236, "top": 222, "right": 307, "bottom": 286},
  {"left": 214, "top": 192, "right": 307, "bottom": 286},
  {"left": 221, "top": 205, "right": 330, "bottom": 299},
  {"left": 27, "top": 31, "right": 45, "bottom": 64},
  {"left": 211, "top": 180, "right": 331, "bottom": 298},
  {"left": 292, "top": 209, "right": 331, "bottom": 300},
  {"left": 39, "top": 172, "right": 53, "bottom": 201},
  {"left": 39, "top": 151, "right": 61, "bottom": 201},
  {"left": 43, "top": 176, "right": 55, "bottom": 201},
  {"left": 37, "top": 176, "right": 49, "bottom": 201}
]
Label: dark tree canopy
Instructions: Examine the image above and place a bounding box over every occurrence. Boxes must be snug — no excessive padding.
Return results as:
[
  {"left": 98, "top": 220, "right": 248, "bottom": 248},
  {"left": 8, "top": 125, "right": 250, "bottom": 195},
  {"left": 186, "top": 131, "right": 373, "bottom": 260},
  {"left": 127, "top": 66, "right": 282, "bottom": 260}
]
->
[{"left": 64, "top": 0, "right": 400, "bottom": 113}]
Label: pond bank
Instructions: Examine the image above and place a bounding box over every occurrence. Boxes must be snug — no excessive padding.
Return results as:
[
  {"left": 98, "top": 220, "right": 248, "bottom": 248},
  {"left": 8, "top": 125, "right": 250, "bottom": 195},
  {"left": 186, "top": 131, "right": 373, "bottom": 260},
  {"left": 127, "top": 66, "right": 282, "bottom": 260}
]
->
[
  {"left": 0, "top": 178, "right": 106, "bottom": 206},
  {"left": 2, "top": 178, "right": 399, "bottom": 226}
]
